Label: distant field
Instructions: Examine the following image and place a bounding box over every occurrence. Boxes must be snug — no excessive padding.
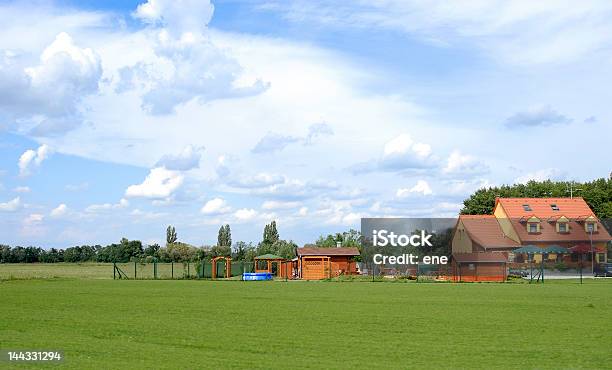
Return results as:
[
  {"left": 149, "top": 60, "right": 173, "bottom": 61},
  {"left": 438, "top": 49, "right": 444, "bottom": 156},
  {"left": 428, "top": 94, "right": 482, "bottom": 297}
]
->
[
  {"left": 1, "top": 279, "right": 611, "bottom": 369},
  {"left": 0, "top": 263, "right": 113, "bottom": 280}
]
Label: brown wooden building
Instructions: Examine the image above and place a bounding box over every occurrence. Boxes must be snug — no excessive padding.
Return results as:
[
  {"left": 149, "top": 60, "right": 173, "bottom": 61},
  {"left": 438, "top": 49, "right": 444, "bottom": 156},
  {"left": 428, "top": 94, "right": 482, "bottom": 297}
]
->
[
  {"left": 296, "top": 247, "right": 360, "bottom": 280},
  {"left": 451, "top": 252, "right": 508, "bottom": 282}
]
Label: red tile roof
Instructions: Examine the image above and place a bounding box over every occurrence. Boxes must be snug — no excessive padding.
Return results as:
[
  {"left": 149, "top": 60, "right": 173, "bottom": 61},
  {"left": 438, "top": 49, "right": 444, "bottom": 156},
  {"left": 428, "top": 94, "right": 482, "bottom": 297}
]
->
[
  {"left": 496, "top": 197, "right": 595, "bottom": 218},
  {"left": 494, "top": 197, "right": 611, "bottom": 242},
  {"left": 509, "top": 219, "right": 611, "bottom": 243},
  {"left": 458, "top": 215, "right": 519, "bottom": 249},
  {"left": 452, "top": 252, "right": 507, "bottom": 263},
  {"left": 297, "top": 247, "right": 360, "bottom": 256}
]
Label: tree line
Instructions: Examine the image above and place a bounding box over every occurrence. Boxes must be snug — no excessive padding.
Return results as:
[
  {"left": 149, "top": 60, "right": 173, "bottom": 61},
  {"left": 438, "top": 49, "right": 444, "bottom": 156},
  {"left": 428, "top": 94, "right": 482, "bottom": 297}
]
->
[{"left": 0, "top": 221, "right": 363, "bottom": 264}]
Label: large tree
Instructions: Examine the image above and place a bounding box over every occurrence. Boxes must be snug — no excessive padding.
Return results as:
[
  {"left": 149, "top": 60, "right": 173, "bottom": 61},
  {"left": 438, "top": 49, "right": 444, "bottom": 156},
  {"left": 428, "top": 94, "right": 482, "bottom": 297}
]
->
[
  {"left": 262, "top": 221, "right": 279, "bottom": 245},
  {"left": 461, "top": 178, "right": 612, "bottom": 219},
  {"left": 166, "top": 225, "right": 177, "bottom": 245},
  {"left": 314, "top": 229, "right": 362, "bottom": 249},
  {"left": 217, "top": 224, "right": 232, "bottom": 247}
]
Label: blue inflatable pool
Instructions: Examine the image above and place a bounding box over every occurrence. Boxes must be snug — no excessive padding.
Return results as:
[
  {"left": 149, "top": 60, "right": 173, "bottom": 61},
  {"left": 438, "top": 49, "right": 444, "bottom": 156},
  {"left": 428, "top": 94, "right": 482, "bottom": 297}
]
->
[{"left": 242, "top": 272, "right": 273, "bottom": 281}]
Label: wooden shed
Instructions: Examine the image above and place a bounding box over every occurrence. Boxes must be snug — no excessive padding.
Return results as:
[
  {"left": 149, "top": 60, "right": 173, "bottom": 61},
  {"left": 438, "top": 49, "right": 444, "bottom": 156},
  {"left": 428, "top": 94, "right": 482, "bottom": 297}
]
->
[
  {"left": 296, "top": 247, "right": 360, "bottom": 280},
  {"left": 451, "top": 252, "right": 508, "bottom": 282}
]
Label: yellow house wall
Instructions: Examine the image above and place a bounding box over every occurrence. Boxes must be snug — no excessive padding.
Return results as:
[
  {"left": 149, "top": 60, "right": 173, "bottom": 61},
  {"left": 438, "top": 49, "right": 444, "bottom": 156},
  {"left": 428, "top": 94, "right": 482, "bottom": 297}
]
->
[
  {"left": 493, "top": 204, "right": 521, "bottom": 243},
  {"left": 452, "top": 220, "right": 473, "bottom": 253}
]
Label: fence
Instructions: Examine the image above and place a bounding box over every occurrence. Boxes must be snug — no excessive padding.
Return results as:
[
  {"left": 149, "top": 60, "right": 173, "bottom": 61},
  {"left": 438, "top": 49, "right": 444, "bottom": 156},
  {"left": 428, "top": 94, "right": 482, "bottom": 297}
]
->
[
  {"left": 358, "top": 262, "right": 451, "bottom": 282},
  {"left": 113, "top": 261, "right": 255, "bottom": 280}
]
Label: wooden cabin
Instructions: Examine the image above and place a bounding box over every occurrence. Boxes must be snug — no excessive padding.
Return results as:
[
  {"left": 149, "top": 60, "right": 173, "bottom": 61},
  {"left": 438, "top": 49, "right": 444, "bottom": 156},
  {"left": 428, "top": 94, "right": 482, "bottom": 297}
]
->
[
  {"left": 451, "top": 252, "right": 508, "bottom": 282},
  {"left": 296, "top": 247, "right": 360, "bottom": 280}
]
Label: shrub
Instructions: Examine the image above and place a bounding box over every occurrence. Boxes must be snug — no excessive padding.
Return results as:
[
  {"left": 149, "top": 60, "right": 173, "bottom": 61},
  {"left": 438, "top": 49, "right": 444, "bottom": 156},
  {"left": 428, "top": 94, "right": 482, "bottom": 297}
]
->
[{"left": 554, "top": 262, "right": 569, "bottom": 271}]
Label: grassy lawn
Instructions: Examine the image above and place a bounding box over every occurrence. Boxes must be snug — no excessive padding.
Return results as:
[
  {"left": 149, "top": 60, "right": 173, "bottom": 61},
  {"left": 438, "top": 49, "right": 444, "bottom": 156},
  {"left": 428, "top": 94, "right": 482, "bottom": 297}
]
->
[
  {"left": 0, "top": 263, "right": 114, "bottom": 280},
  {"left": 1, "top": 279, "right": 611, "bottom": 369}
]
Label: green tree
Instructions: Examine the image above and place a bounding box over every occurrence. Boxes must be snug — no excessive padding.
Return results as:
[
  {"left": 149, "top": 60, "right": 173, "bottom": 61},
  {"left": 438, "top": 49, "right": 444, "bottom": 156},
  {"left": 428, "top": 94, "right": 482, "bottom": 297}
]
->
[
  {"left": 217, "top": 224, "right": 232, "bottom": 247},
  {"left": 314, "top": 229, "right": 362, "bottom": 249},
  {"left": 233, "top": 241, "right": 253, "bottom": 261},
  {"left": 166, "top": 225, "right": 177, "bottom": 245},
  {"left": 210, "top": 244, "right": 231, "bottom": 257},
  {"left": 144, "top": 244, "right": 160, "bottom": 258},
  {"left": 262, "top": 220, "right": 279, "bottom": 245}
]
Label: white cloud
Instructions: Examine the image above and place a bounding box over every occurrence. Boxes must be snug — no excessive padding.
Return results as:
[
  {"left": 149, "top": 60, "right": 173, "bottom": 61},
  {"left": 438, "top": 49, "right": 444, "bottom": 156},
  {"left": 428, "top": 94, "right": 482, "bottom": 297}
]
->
[
  {"left": 234, "top": 208, "right": 257, "bottom": 221},
  {"left": 85, "top": 198, "right": 129, "bottom": 213},
  {"left": 201, "top": 197, "right": 231, "bottom": 215},
  {"left": 0, "top": 32, "right": 102, "bottom": 135},
  {"left": 262, "top": 200, "right": 301, "bottom": 210},
  {"left": 514, "top": 168, "right": 566, "bottom": 184},
  {"left": 18, "top": 144, "right": 52, "bottom": 176},
  {"left": 50, "top": 203, "right": 68, "bottom": 217},
  {"left": 251, "top": 123, "right": 333, "bottom": 153},
  {"left": 155, "top": 145, "right": 203, "bottom": 171},
  {"left": 443, "top": 150, "right": 488, "bottom": 176},
  {"left": 134, "top": 0, "right": 215, "bottom": 36},
  {"left": 24, "top": 213, "right": 44, "bottom": 224},
  {"left": 119, "top": 0, "right": 267, "bottom": 115},
  {"left": 396, "top": 180, "right": 433, "bottom": 198},
  {"left": 228, "top": 173, "right": 286, "bottom": 189},
  {"left": 13, "top": 186, "right": 30, "bottom": 193},
  {"left": 297, "top": 206, "right": 308, "bottom": 216},
  {"left": 125, "top": 167, "right": 184, "bottom": 198},
  {"left": 384, "top": 134, "right": 414, "bottom": 157},
  {"left": 264, "top": 1, "right": 612, "bottom": 65},
  {"left": 355, "top": 134, "right": 436, "bottom": 173},
  {"left": 505, "top": 106, "right": 572, "bottom": 128},
  {"left": 0, "top": 197, "right": 21, "bottom": 211}
]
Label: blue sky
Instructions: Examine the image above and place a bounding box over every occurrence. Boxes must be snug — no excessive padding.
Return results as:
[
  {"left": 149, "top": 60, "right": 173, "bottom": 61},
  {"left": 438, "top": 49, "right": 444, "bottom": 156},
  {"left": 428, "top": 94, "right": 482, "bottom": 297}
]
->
[{"left": 1, "top": 0, "right": 611, "bottom": 248}]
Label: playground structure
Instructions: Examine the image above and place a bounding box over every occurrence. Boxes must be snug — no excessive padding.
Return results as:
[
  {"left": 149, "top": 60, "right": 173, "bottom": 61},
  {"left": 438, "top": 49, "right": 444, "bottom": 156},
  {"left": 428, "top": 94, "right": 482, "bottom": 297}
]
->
[
  {"left": 211, "top": 256, "right": 232, "bottom": 279},
  {"left": 110, "top": 247, "right": 362, "bottom": 282},
  {"left": 254, "top": 254, "right": 285, "bottom": 276}
]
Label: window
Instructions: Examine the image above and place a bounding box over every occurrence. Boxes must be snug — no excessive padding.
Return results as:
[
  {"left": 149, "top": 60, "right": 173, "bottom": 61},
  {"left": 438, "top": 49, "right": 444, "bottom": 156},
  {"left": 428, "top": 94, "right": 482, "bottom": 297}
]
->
[
  {"left": 522, "top": 204, "right": 532, "bottom": 211},
  {"left": 558, "top": 222, "right": 567, "bottom": 233},
  {"left": 597, "top": 253, "right": 606, "bottom": 263},
  {"left": 529, "top": 223, "right": 538, "bottom": 233},
  {"left": 550, "top": 204, "right": 559, "bottom": 211},
  {"left": 587, "top": 223, "right": 595, "bottom": 233}
]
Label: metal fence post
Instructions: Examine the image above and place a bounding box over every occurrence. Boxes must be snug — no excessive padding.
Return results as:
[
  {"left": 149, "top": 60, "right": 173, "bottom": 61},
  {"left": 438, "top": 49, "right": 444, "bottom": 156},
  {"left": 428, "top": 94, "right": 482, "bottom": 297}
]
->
[
  {"left": 187, "top": 262, "right": 190, "bottom": 278},
  {"left": 171, "top": 262, "right": 174, "bottom": 279},
  {"left": 113, "top": 262, "right": 116, "bottom": 280},
  {"left": 372, "top": 264, "right": 375, "bottom": 282},
  {"left": 154, "top": 260, "right": 157, "bottom": 279},
  {"left": 134, "top": 261, "right": 137, "bottom": 279}
]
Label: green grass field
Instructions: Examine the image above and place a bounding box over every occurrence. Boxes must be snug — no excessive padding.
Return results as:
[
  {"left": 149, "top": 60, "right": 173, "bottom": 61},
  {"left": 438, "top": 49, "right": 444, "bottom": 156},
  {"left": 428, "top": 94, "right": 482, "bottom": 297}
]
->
[
  {"left": 1, "top": 276, "right": 612, "bottom": 369},
  {"left": 0, "top": 263, "right": 113, "bottom": 280}
]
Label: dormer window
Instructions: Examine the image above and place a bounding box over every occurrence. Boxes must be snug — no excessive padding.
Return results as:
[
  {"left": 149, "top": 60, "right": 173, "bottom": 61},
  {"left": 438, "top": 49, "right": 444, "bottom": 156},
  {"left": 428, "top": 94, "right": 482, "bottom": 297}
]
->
[
  {"left": 586, "top": 222, "right": 596, "bottom": 233},
  {"left": 528, "top": 223, "right": 538, "bottom": 233},
  {"left": 553, "top": 215, "right": 569, "bottom": 233},
  {"left": 578, "top": 216, "right": 598, "bottom": 233},
  {"left": 550, "top": 204, "right": 559, "bottom": 211},
  {"left": 524, "top": 215, "right": 540, "bottom": 233}
]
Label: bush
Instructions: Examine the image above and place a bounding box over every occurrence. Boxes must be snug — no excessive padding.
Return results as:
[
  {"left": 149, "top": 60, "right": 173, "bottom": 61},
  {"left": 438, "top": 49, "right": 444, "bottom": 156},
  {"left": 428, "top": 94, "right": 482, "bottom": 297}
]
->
[{"left": 554, "top": 262, "right": 569, "bottom": 271}]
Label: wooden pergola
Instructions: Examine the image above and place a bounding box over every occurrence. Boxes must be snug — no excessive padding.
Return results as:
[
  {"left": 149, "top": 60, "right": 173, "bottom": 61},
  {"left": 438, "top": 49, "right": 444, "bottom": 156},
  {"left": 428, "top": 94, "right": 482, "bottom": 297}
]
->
[
  {"left": 254, "top": 254, "right": 285, "bottom": 276},
  {"left": 211, "top": 256, "right": 232, "bottom": 279}
]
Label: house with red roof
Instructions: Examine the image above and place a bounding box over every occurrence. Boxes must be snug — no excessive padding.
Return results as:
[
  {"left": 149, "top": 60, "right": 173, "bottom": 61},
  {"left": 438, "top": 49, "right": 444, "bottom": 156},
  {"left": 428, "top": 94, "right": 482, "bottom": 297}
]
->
[{"left": 452, "top": 197, "right": 610, "bottom": 269}]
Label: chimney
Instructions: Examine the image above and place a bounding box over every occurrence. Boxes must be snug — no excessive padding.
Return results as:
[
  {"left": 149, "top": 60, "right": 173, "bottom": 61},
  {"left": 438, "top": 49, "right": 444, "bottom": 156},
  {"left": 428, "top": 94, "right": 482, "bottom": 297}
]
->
[{"left": 336, "top": 241, "right": 341, "bottom": 248}]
